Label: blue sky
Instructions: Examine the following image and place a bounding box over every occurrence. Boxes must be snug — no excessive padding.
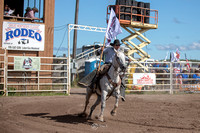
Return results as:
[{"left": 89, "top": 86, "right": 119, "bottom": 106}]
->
[{"left": 53, "top": 0, "right": 200, "bottom": 60}]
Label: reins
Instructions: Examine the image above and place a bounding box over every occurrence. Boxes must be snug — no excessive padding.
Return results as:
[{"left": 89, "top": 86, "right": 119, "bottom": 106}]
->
[{"left": 105, "top": 65, "right": 122, "bottom": 100}]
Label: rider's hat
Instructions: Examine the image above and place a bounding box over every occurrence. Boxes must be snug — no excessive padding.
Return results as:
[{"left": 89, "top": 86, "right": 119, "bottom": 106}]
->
[{"left": 110, "top": 39, "right": 121, "bottom": 46}]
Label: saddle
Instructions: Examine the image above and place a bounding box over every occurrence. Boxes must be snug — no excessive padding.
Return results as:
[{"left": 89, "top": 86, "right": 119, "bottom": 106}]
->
[
  {"left": 78, "top": 64, "right": 111, "bottom": 87},
  {"left": 98, "top": 64, "right": 111, "bottom": 76}
]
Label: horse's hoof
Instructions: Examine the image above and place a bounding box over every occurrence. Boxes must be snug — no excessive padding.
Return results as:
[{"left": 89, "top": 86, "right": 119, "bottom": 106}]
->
[
  {"left": 111, "top": 110, "right": 116, "bottom": 116},
  {"left": 98, "top": 116, "right": 104, "bottom": 122},
  {"left": 78, "top": 112, "right": 87, "bottom": 117}
]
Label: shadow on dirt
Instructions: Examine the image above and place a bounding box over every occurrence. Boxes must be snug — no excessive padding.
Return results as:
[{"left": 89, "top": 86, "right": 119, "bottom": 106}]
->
[
  {"left": 24, "top": 113, "right": 93, "bottom": 125},
  {"left": 70, "top": 92, "right": 86, "bottom": 95}
]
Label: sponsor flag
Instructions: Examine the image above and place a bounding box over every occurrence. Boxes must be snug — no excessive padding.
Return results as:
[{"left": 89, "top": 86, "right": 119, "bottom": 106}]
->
[{"left": 105, "top": 8, "right": 122, "bottom": 46}]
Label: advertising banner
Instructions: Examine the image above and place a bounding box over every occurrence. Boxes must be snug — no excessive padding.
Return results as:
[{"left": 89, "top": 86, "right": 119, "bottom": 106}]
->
[
  {"left": 14, "top": 56, "right": 40, "bottom": 71},
  {"left": 133, "top": 73, "right": 156, "bottom": 85},
  {"left": 180, "top": 84, "right": 200, "bottom": 93},
  {"left": 2, "top": 22, "right": 45, "bottom": 51}
]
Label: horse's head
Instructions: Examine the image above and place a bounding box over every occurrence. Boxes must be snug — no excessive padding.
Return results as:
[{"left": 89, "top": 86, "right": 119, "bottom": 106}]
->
[{"left": 113, "top": 51, "right": 126, "bottom": 71}]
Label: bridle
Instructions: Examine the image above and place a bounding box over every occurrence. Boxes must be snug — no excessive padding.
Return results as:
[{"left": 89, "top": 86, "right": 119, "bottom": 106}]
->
[{"left": 115, "top": 54, "right": 126, "bottom": 72}]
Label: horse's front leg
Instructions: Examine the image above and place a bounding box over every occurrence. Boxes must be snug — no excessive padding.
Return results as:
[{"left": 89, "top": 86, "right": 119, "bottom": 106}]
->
[
  {"left": 111, "top": 89, "right": 120, "bottom": 116},
  {"left": 98, "top": 90, "right": 108, "bottom": 122}
]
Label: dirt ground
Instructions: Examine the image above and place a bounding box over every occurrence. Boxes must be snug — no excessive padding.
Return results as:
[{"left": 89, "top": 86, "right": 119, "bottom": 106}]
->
[{"left": 0, "top": 88, "right": 200, "bottom": 133}]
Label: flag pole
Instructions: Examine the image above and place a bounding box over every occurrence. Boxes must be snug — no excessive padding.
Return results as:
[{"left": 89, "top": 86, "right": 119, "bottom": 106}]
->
[
  {"left": 97, "top": 8, "right": 122, "bottom": 72},
  {"left": 97, "top": 36, "right": 106, "bottom": 72}
]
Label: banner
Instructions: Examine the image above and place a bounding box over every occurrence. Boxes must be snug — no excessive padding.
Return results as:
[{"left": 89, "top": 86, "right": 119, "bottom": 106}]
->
[
  {"left": 14, "top": 56, "right": 40, "bottom": 71},
  {"left": 180, "top": 85, "right": 200, "bottom": 93},
  {"left": 105, "top": 8, "right": 122, "bottom": 46},
  {"left": 133, "top": 73, "right": 156, "bottom": 85},
  {"left": 2, "top": 22, "right": 45, "bottom": 51}
]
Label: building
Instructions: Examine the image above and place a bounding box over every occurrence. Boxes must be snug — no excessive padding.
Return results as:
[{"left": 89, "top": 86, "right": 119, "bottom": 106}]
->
[{"left": 0, "top": 0, "right": 55, "bottom": 91}]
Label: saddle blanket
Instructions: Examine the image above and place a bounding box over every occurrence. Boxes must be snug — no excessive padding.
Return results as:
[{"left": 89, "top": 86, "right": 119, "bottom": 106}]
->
[{"left": 79, "top": 69, "right": 97, "bottom": 86}]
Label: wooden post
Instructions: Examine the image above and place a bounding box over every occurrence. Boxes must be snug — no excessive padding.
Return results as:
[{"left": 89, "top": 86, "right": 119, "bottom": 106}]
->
[{"left": 97, "top": 36, "right": 107, "bottom": 72}]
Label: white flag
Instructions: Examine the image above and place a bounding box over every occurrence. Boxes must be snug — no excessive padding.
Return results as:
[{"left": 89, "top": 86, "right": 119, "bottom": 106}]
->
[
  {"left": 170, "top": 52, "right": 176, "bottom": 62},
  {"left": 105, "top": 8, "right": 122, "bottom": 46},
  {"left": 171, "top": 49, "right": 181, "bottom": 62}
]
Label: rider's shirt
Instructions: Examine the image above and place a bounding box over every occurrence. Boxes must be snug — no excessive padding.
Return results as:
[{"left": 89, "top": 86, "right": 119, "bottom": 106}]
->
[
  {"left": 103, "top": 47, "right": 116, "bottom": 64},
  {"left": 102, "top": 47, "right": 129, "bottom": 64}
]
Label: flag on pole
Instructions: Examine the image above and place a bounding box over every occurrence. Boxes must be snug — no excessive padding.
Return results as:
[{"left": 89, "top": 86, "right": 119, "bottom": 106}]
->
[
  {"left": 105, "top": 8, "right": 122, "bottom": 46},
  {"left": 170, "top": 52, "right": 176, "bottom": 62},
  {"left": 164, "top": 51, "right": 169, "bottom": 61},
  {"left": 176, "top": 48, "right": 180, "bottom": 61},
  {"left": 185, "top": 53, "right": 191, "bottom": 72},
  {"left": 171, "top": 49, "right": 181, "bottom": 62}
]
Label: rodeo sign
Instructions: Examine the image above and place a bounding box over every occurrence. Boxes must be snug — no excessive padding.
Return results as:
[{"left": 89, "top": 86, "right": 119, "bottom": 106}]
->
[{"left": 2, "top": 22, "right": 45, "bottom": 51}]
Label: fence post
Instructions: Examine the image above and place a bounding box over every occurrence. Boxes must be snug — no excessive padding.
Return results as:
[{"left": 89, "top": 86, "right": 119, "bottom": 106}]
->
[
  {"left": 170, "top": 62, "right": 173, "bottom": 94},
  {"left": 5, "top": 49, "right": 8, "bottom": 96}
]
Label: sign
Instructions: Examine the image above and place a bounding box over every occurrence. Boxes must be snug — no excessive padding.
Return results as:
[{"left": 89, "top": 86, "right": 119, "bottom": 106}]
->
[
  {"left": 133, "top": 73, "right": 156, "bottom": 85},
  {"left": 2, "top": 22, "right": 45, "bottom": 51},
  {"left": 14, "top": 56, "right": 40, "bottom": 71},
  {"left": 180, "top": 84, "right": 200, "bottom": 93}
]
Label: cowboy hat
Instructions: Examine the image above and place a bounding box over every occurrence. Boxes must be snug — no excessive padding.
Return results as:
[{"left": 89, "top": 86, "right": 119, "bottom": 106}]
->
[{"left": 110, "top": 39, "right": 121, "bottom": 46}]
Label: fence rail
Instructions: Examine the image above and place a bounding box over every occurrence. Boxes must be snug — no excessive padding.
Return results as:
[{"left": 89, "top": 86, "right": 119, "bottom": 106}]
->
[
  {"left": 125, "top": 61, "right": 200, "bottom": 94},
  {"left": 1, "top": 46, "right": 200, "bottom": 95},
  {"left": 0, "top": 49, "right": 70, "bottom": 96}
]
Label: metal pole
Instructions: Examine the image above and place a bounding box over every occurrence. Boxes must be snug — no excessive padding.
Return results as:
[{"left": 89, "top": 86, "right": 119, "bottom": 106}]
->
[
  {"left": 68, "top": 25, "right": 71, "bottom": 95},
  {"left": 170, "top": 62, "right": 173, "bottom": 94},
  {"left": 72, "top": 0, "right": 79, "bottom": 59},
  {"left": 39, "top": 0, "right": 41, "bottom": 20}
]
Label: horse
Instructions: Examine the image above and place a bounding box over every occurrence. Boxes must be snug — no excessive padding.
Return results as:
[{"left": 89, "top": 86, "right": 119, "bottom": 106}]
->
[{"left": 80, "top": 51, "right": 127, "bottom": 122}]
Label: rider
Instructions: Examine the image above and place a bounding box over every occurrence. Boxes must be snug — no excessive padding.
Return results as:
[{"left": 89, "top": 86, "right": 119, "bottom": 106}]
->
[{"left": 90, "top": 39, "right": 131, "bottom": 101}]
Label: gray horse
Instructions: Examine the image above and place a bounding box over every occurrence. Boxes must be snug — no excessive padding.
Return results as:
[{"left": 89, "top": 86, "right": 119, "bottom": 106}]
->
[{"left": 81, "top": 51, "right": 126, "bottom": 122}]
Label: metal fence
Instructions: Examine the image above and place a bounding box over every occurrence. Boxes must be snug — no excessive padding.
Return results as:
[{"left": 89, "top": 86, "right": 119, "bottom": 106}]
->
[
  {"left": 0, "top": 48, "right": 7, "bottom": 95},
  {"left": 1, "top": 46, "right": 200, "bottom": 96},
  {"left": 0, "top": 51, "right": 70, "bottom": 96},
  {"left": 125, "top": 61, "right": 200, "bottom": 94}
]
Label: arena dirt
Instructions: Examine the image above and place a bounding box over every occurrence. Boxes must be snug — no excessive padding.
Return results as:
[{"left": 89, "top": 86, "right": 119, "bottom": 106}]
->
[{"left": 0, "top": 88, "right": 200, "bottom": 133}]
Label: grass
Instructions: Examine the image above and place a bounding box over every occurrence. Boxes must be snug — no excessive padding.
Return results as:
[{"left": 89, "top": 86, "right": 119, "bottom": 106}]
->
[
  {"left": 0, "top": 91, "right": 69, "bottom": 97},
  {"left": 9, "top": 92, "right": 69, "bottom": 96}
]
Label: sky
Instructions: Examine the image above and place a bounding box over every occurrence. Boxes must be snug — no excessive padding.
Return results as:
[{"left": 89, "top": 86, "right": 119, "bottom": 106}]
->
[{"left": 53, "top": 0, "right": 200, "bottom": 60}]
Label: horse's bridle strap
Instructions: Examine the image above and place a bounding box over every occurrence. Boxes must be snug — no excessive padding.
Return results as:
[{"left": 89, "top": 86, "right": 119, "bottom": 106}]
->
[{"left": 106, "top": 73, "right": 121, "bottom": 88}]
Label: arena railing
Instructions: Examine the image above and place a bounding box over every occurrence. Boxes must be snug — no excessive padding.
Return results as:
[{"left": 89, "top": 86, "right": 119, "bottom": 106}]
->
[{"left": 125, "top": 61, "right": 200, "bottom": 94}]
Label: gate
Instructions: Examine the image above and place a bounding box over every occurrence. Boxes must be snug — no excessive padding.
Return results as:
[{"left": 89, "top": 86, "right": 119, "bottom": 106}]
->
[
  {"left": 0, "top": 48, "right": 7, "bottom": 95},
  {"left": 0, "top": 51, "right": 70, "bottom": 96}
]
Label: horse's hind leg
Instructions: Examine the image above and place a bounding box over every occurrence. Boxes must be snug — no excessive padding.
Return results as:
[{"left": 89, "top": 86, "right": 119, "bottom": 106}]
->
[
  {"left": 88, "top": 95, "right": 101, "bottom": 120},
  {"left": 80, "top": 87, "right": 93, "bottom": 117}
]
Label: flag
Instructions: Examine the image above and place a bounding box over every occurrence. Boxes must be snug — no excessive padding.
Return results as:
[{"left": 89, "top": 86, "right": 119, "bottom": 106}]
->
[
  {"left": 171, "top": 49, "right": 181, "bottom": 62},
  {"left": 185, "top": 54, "right": 191, "bottom": 72},
  {"left": 170, "top": 52, "right": 176, "bottom": 62},
  {"left": 176, "top": 48, "right": 180, "bottom": 61},
  {"left": 105, "top": 8, "right": 122, "bottom": 46},
  {"left": 164, "top": 51, "right": 169, "bottom": 61}
]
